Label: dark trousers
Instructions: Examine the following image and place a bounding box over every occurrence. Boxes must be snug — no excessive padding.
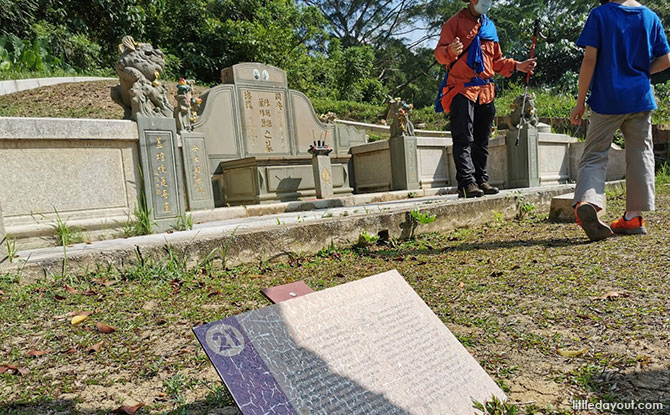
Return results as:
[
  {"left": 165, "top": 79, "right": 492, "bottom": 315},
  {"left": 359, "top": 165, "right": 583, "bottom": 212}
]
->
[{"left": 449, "top": 93, "right": 496, "bottom": 189}]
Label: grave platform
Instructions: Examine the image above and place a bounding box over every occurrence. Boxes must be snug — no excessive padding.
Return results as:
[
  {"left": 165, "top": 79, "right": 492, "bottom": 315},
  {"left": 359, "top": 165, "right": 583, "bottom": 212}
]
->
[{"left": 220, "top": 155, "right": 353, "bottom": 205}]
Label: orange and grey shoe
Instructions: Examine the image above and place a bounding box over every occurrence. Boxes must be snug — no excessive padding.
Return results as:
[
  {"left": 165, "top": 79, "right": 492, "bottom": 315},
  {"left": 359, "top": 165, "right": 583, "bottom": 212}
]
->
[
  {"left": 611, "top": 214, "right": 647, "bottom": 235},
  {"left": 576, "top": 202, "right": 613, "bottom": 241}
]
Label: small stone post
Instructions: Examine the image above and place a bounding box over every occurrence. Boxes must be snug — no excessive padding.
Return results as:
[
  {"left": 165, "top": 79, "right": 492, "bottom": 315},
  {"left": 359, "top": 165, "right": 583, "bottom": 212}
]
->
[
  {"left": 506, "top": 125, "right": 539, "bottom": 188},
  {"left": 308, "top": 141, "right": 334, "bottom": 199}
]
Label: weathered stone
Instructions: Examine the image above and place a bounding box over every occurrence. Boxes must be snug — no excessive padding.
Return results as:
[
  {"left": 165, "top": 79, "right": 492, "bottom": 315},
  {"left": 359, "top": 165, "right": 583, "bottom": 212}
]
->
[
  {"left": 308, "top": 141, "right": 334, "bottom": 199},
  {"left": 181, "top": 133, "right": 215, "bottom": 211},
  {"left": 507, "top": 126, "right": 540, "bottom": 188},
  {"left": 194, "top": 270, "right": 505, "bottom": 414},
  {"left": 549, "top": 192, "right": 607, "bottom": 222},
  {"left": 136, "top": 116, "right": 186, "bottom": 232},
  {"left": 111, "top": 36, "right": 173, "bottom": 121},
  {"left": 390, "top": 135, "right": 420, "bottom": 191}
]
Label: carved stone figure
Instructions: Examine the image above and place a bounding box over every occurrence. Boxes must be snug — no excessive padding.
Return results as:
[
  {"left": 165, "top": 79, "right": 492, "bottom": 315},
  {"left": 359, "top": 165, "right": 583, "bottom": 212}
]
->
[
  {"left": 385, "top": 97, "right": 415, "bottom": 138},
  {"left": 318, "top": 111, "right": 337, "bottom": 124},
  {"left": 111, "top": 36, "right": 173, "bottom": 120},
  {"left": 506, "top": 93, "right": 539, "bottom": 131},
  {"left": 174, "top": 78, "right": 202, "bottom": 132}
]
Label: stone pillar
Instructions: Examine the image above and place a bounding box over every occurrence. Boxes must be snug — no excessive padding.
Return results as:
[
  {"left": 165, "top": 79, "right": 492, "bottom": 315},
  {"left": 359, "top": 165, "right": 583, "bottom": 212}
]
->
[
  {"left": 389, "top": 135, "right": 420, "bottom": 191},
  {"left": 308, "top": 141, "right": 334, "bottom": 199},
  {"left": 506, "top": 126, "right": 539, "bottom": 188},
  {"left": 0, "top": 200, "right": 7, "bottom": 263}
]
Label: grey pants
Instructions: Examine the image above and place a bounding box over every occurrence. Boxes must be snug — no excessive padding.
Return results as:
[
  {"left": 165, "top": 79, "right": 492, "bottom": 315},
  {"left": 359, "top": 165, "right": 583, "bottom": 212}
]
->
[{"left": 573, "top": 111, "right": 655, "bottom": 212}]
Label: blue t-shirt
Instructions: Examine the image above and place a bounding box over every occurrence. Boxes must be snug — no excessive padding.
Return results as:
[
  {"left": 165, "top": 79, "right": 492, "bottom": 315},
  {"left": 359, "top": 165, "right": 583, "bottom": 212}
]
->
[{"left": 577, "top": 3, "right": 670, "bottom": 114}]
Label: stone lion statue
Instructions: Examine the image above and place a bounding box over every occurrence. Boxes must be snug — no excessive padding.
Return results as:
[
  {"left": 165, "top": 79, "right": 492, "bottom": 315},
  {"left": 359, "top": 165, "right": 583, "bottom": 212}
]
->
[
  {"left": 111, "top": 36, "right": 173, "bottom": 120},
  {"left": 385, "top": 97, "right": 415, "bottom": 138},
  {"left": 506, "top": 93, "right": 539, "bottom": 131}
]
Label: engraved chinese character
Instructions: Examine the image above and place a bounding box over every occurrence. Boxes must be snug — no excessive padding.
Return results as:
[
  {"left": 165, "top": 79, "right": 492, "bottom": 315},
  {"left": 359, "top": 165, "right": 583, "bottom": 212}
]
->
[
  {"left": 195, "top": 176, "right": 202, "bottom": 184},
  {"left": 194, "top": 166, "right": 201, "bottom": 174},
  {"left": 264, "top": 130, "right": 272, "bottom": 139},
  {"left": 156, "top": 137, "right": 164, "bottom": 149},
  {"left": 197, "top": 186, "right": 205, "bottom": 194},
  {"left": 164, "top": 202, "right": 171, "bottom": 214},
  {"left": 194, "top": 156, "right": 200, "bottom": 163},
  {"left": 157, "top": 164, "right": 167, "bottom": 173},
  {"left": 265, "top": 140, "right": 273, "bottom": 153},
  {"left": 161, "top": 176, "right": 168, "bottom": 187},
  {"left": 161, "top": 189, "right": 169, "bottom": 199},
  {"left": 157, "top": 152, "right": 165, "bottom": 162},
  {"left": 276, "top": 100, "right": 283, "bottom": 111},
  {"left": 192, "top": 145, "right": 199, "bottom": 153}
]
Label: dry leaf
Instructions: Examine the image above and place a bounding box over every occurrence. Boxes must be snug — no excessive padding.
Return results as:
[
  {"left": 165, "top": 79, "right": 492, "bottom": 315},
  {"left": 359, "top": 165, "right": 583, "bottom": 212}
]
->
[
  {"left": 0, "top": 366, "right": 9, "bottom": 374},
  {"left": 63, "top": 347, "right": 77, "bottom": 355},
  {"left": 111, "top": 403, "right": 145, "bottom": 414},
  {"left": 81, "top": 290, "right": 98, "bottom": 296},
  {"left": 557, "top": 348, "right": 588, "bottom": 358},
  {"left": 71, "top": 315, "right": 89, "bottom": 326},
  {"left": 207, "top": 290, "right": 222, "bottom": 298},
  {"left": 598, "top": 291, "right": 629, "bottom": 301},
  {"left": 27, "top": 350, "right": 50, "bottom": 357},
  {"left": 65, "top": 285, "right": 79, "bottom": 294},
  {"left": 458, "top": 282, "right": 465, "bottom": 288},
  {"left": 53, "top": 295, "right": 66, "bottom": 301},
  {"left": 96, "top": 322, "right": 117, "bottom": 334},
  {"left": 92, "top": 278, "right": 116, "bottom": 287},
  {"left": 87, "top": 341, "right": 103, "bottom": 353}
]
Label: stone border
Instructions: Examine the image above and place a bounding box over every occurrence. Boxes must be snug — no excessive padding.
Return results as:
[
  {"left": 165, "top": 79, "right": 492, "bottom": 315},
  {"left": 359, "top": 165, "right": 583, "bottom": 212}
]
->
[
  {"left": 0, "top": 77, "right": 115, "bottom": 96},
  {"left": 0, "top": 117, "right": 138, "bottom": 140},
  {"left": 1, "top": 183, "right": 595, "bottom": 282}
]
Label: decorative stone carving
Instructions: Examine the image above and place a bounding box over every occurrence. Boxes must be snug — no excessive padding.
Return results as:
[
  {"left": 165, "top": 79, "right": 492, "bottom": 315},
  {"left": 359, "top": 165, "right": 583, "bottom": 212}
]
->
[
  {"left": 111, "top": 36, "right": 174, "bottom": 121},
  {"left": 174, "top": 78, "right": 202, "bottom": 133},
  {"left": 308, "top": 140, "right": 334, "bottom": 199},
  {"left": 506, "top": 93, "right": 539, "bottom": 131},
  {"left": 385, "top": 97, "right": 415, "bottom": 138}
]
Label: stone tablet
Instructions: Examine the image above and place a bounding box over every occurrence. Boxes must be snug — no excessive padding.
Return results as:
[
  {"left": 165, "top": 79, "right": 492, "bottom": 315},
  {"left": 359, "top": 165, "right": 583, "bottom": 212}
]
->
[
  {"left": 181, "top": 133, "right": 215, "bottom": 211},
  {"left": 193, "top": 270, "right": 505, "bottom": 415},
  {"left": 260, "top": 281, "right": 315, "bottom": 304},
  {"left": 136, "top": 116, "right": 186, "bottom": 232}
]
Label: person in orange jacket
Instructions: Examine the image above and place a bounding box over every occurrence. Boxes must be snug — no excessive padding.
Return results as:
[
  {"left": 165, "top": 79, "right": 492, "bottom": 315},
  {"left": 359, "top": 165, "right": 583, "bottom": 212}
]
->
[{"left": 435, "top": 0, "right": 536, "bottom": 198}]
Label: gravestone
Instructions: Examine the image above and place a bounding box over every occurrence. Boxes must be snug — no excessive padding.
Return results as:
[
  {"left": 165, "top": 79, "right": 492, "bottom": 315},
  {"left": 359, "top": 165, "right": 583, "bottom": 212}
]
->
[
  {"left": 136, "top": 116, "right": 186, "bottom": 232},
  {"left": 507, "top": 126, "right": 540, "bottom": 188},
  {"left": 194, "top": 270, "right": 505, "bottom": 414},
  {"left": 190, "top": 63, "right": 366, "bottom": 205},
  {"left": 181, "top": 132, "right": 215, "bottom": 211}
]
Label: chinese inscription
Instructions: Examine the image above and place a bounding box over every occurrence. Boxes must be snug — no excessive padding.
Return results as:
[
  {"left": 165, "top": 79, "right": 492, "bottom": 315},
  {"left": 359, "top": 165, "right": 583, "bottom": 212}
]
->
[
  {"left": 146, "top": 132, "right": 179, "bottom": 219},
  {"left": 240, "top": 89, "right": 289, "bottom": 154}
]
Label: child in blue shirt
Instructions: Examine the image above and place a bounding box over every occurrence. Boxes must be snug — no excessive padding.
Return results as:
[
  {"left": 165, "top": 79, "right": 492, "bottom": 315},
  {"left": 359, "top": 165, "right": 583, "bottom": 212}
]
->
[{"left": 569, "top": 0, "right": 670, "bottom": 241}]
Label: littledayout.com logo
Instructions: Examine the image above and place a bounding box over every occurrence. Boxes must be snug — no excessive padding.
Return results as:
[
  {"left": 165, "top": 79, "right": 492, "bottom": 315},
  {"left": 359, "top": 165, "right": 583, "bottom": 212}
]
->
[{"left": 572, "top": 400, "right": 665, "bottom": 412}]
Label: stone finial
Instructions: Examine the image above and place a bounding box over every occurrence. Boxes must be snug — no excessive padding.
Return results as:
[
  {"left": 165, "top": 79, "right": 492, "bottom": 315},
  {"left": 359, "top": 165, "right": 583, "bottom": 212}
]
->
[
  {"left": 506, "top": 93, "right": 539, "bottom": 131},
  {"left": 110, "top": 36, "right": 174, "bottom": 121},
  {"left": 174, "top": 78, "right": 202, "bottom": 132},
  {"left": 385, "top": 97, "right": 415, "bottom": 138},
  {"left": 308, "top": 140, "right": 333, "bottom": 156}
]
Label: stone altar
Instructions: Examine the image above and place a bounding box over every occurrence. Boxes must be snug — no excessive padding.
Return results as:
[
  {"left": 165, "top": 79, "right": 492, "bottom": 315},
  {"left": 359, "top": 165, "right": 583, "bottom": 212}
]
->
[
  {"left": 189, "top": 63, "right": 365, "bottom": 206},
  {"left": 194, "top": 269, "right": 506, "bottom": 414}
]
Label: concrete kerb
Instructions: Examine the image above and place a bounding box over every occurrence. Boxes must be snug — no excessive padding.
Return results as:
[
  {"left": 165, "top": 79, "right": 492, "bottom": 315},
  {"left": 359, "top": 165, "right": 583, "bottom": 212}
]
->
[{"left": 0, "top": 183, "right": 587, "bottom": 283}]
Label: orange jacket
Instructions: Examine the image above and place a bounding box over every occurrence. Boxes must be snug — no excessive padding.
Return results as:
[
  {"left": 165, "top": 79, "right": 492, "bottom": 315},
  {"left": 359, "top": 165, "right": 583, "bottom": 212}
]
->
[{"left": 434, "top": 9, "right": 516, "bottom": 106}]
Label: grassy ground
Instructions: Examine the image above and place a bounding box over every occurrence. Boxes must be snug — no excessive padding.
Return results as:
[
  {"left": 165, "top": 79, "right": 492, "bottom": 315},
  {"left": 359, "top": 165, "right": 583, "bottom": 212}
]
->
[{"left": 1, "top": 174, "right": 669, "bottom": 415}]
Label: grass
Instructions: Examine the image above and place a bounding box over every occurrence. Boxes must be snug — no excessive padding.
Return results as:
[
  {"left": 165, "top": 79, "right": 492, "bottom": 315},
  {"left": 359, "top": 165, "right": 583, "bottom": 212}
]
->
[{"left": 0, "top": 177, "right": 669, "bottom": 414}]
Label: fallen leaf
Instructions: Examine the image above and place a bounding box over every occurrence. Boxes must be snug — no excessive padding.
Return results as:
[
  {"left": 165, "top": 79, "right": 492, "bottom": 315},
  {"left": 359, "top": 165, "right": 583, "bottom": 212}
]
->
[
  {"left": 111, "top": 403, "right": 145, "bottom": 414},
  {"left": 53, "top": 295, "right": 66, "bottom": 301},
  {"left": 0, "top": 290, "right": 5, "bottom": 295},
  {"left": 91, "top": 278, "right": 116, "bottom": 287},
  {"left": 458, "top": 282, "right": 465, "bottom": 288},
  {"left": 96, "top": 322, "right": 117, "bottom": 334},
  {"left": 207, "top": 290, "right": 222, "bottom": 298},
  {"left": 71, "top": 315, "right": 89, "bottom": 326},
  {"left": 594, "top": 291, "right": 629, "bottom": 301},
  {"left": 81, "top": 290, "right": 97, "bottom": 296},
  {"left": 65, "top": 285, "right": 79, "bottom": 294},
  {"left": 62, "top": 347, "right": 77, "bottom": 355},
  {"left": 27, "top": 350, "right": 50, "bottom": 357},
  {"left": 335, "top": 273, "right": 345, "bottom": 278},
  {"left": 86, "top": 341, "right": 103, "bottom": 353},
  {"left": 557, "top": 348, "right": 588, "bottom": 358},
  {"left": 0, "top": 366, "right": 8, "bottom": 374}
]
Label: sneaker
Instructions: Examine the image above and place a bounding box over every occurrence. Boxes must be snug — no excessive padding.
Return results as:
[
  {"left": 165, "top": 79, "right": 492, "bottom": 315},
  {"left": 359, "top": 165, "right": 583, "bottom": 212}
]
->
[
  {"left": 611, "top": 214, "right": 647, "bottom": 235},
  {"left": 458, "top": 182, "right": 484, "bottom": 198},
  {"left": 576, "top": 202, "right": 613, "bottom": 241},
  {"left": 478, "top": 182, "right": 499, "bottom": 195}
]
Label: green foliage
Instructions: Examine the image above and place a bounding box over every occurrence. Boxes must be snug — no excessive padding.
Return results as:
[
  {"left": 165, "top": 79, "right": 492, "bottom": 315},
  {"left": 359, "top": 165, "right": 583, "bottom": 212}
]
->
[
  {"left": 657, "top": 163, "right": 670, "bottom": 187},
  {"left": 410, "top": 209, "right": 436, "bottom": 225},
  {"left": 51, "top": 209, "right": 83, "bottom": 247},
  {"left": 4, "top": 235, "right": 18, "bottom": 264},
  {"left": 354, "top": 230, "right": 379, "bottom": 249},
  {"left": 173, "top": 213, "right": 193, "bottom": 231},
  {"left": 472, "top": 395, "right": 519, "bottom": 415}
]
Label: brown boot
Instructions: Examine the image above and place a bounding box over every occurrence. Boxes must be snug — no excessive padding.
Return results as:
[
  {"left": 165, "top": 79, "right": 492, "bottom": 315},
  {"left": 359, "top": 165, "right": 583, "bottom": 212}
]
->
[
  {"left": 478, "top": 182, "right": 499, "bottom": 195},
  {"left": 458, "top": 182, "right": 484, "bottom": 198}
]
